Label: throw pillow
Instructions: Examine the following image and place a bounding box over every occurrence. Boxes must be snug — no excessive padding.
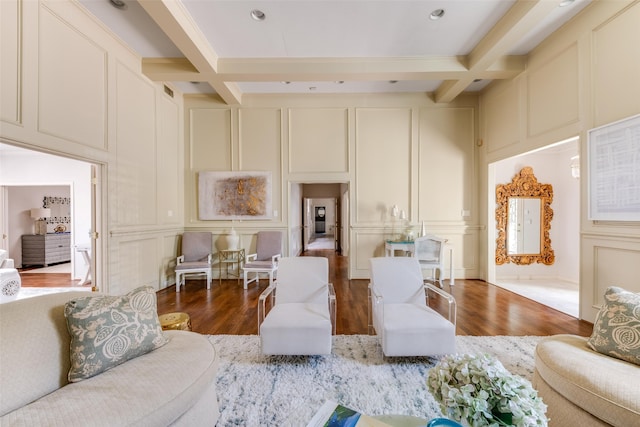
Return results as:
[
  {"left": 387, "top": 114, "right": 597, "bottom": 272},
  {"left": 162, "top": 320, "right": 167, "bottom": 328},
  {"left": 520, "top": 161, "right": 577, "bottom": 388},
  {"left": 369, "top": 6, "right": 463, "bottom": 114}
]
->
[
  {"left": 588, "top": 286, "right": 640, "bottom": 366},
  {"left": 64, "top": 286, "right": 169, "bottom": 382}
]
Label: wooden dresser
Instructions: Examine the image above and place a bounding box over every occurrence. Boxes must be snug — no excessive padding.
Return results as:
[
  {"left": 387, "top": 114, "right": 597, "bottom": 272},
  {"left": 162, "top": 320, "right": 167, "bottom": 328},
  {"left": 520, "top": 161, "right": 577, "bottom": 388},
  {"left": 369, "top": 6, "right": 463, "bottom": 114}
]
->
[{"left": 21, "top": 233, "right": 71, "bottom": 267}]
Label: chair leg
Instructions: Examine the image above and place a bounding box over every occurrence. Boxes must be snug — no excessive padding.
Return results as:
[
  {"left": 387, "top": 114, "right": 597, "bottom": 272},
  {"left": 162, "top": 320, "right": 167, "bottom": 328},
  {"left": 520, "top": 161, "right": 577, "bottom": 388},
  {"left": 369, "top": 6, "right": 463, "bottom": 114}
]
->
[
  {"left": 176, "top": 272, "right": 182, "bottom": 293},
  {"left": 206, "top": 270, "right": 211, "bottom": 289}
]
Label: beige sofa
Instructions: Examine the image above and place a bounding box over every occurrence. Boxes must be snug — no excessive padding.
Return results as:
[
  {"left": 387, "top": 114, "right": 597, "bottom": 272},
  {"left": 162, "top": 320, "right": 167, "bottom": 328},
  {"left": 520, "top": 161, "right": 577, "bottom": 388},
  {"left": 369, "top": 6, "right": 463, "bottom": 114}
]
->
[
  {"left": 533, "top": 334, "right": 640, "bottom": 426},
  {"left": 0, "top": 291, "right": 220, "bottom": 426}
]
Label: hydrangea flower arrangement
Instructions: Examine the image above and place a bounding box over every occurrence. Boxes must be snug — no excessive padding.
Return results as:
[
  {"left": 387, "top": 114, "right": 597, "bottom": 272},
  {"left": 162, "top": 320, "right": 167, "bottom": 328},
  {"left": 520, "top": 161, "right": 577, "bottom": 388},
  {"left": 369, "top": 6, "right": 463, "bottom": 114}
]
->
[{"left": 427, "top": 353, "right": 548, "bottom": 427}]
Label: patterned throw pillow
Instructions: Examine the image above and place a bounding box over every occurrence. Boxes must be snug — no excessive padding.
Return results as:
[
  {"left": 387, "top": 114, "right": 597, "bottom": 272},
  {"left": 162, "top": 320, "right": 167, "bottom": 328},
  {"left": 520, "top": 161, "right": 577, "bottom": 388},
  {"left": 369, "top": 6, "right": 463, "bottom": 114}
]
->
[
  {"left": 64, "top": 286, "right": 169, "bottom": 382},
  {"left": 588, "top": 286, "right": 640, "bottom": 366}
]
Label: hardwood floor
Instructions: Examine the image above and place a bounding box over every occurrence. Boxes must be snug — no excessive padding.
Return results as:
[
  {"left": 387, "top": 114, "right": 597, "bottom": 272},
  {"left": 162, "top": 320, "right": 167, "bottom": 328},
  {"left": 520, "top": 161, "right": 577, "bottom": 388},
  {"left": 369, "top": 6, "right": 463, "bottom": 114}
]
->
[{"left": 156, "top": 249, "right": 593, "bottom": 337}]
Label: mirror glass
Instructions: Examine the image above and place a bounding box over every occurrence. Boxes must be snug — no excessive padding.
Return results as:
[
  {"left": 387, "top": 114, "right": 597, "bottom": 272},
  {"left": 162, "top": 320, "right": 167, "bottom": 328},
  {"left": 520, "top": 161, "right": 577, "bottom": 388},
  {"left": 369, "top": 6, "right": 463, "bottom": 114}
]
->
[
  {"left": 496, "top": 167, "right": 554, "bottom": 265},
  {"left": 507, "top": 197, "right": 541, "bottom": 255}
]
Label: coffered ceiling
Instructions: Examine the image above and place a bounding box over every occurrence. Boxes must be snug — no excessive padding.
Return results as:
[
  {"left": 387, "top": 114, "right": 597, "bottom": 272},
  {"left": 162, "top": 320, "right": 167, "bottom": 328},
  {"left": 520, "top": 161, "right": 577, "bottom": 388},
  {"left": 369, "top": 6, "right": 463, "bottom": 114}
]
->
[{"left": 78, "top": 0, "right": 591, "bottom": 104}]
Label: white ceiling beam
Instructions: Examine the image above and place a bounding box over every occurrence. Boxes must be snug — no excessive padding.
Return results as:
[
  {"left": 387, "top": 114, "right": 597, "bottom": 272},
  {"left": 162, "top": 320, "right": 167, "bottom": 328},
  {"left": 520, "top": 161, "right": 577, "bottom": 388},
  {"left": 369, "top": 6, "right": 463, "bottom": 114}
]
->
[
  {"left": 434, "top": 0, "right": 559, "bottom": 103},
  {"left": 142, "top": 56, "right": 526, "bottom": 83},
  {"left": 138, "top": 0, "right": 241, "bottom": 104}
]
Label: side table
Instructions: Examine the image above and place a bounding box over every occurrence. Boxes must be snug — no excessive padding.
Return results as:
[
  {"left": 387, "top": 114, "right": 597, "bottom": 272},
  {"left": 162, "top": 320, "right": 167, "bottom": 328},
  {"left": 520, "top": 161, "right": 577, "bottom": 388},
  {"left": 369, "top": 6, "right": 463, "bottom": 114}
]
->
[{"left": 218, "top": 248, "right": 245, "bottom": 284}]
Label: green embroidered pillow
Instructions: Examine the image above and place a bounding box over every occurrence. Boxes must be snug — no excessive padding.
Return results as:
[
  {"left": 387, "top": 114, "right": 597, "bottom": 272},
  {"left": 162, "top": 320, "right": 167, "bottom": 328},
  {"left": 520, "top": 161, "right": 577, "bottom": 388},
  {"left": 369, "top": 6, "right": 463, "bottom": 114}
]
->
[
  {"left": 588, "top": 286, "right": 640, "bottom": 366},
  {"left": 64, "top": 286, "right": 169, "bottom": 382}
]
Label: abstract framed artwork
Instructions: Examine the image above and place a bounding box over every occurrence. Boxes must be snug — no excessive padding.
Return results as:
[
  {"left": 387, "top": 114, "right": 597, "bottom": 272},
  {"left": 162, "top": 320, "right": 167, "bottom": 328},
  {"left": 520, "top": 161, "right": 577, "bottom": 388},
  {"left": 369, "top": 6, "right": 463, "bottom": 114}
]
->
[
  {"left": 198, "top": 171, "right": 272, "bottom": 220},
  {"left": 588, "top": 113, "right": 640, "bottom": 221}
]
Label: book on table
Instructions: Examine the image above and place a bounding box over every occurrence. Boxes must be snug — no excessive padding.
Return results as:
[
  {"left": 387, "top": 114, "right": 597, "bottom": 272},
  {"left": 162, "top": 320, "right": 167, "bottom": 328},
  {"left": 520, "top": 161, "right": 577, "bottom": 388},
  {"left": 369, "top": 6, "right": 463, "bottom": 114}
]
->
[{"left": 306, "top": 400, "right": 392, "bottom": 427}]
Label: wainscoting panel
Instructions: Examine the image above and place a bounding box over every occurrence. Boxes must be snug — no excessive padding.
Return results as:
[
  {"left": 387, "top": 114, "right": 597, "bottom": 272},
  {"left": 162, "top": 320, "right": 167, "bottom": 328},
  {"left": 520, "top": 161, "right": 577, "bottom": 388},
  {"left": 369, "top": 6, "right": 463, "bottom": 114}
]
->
[
  {"left": 38, "top": 5, "right": 107, "bottom": 148},
  {"left": 0, "top": 0, "right": 20, "bottom": 124}
]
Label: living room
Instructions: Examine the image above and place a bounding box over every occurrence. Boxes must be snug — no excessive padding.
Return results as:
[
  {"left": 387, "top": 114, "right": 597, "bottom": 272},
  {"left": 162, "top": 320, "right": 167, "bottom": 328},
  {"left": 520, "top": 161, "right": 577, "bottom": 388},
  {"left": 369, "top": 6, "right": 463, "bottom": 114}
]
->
[{"left": 1, "top": 0, "right": 639, "bottom": 425}]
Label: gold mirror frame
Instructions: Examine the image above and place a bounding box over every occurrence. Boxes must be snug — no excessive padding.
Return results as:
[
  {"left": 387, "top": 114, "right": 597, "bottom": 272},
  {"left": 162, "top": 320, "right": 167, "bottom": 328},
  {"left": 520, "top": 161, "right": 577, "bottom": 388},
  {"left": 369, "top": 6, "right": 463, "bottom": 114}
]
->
[{"left": 495, "top": 167, "right": 554, "bottom": 265}]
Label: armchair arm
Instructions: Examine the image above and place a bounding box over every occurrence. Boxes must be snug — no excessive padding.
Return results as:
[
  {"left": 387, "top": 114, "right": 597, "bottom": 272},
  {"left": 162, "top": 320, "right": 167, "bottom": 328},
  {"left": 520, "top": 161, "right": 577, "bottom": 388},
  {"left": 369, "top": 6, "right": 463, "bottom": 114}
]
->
[
  {"left": 424, "top": 283, "right": 456, "bottom": 326},
  {"left": 258, "top": 285, "right": 276, "bottom": 335},
  {"left": 176, "top": 255, "right": 185, "bottom": 265},
  {"left": 207, "top": 253, "right": 213, "bottom": 265},
  {"left": 246, "top": 253, "right": 258, "bottom": 262},
  {"left": 328, "top": 283, "right": 336, "bottom": 335},
  {"left": 367, "top": 283, "right": 384, "bottom": 335},
  {"left": 272, "top": 254, "right": 281, "bottom": 263}
]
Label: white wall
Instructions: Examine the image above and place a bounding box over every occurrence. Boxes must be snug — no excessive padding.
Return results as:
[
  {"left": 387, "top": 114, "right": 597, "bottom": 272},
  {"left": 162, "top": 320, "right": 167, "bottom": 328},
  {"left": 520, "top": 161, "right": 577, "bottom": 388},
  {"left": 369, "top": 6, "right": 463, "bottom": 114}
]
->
[
  {"left": 481, "top": 0, "right": 640, "bottom": 321},
  {"left": 1, "top": 0, "right": 184, "bottom": 294}
]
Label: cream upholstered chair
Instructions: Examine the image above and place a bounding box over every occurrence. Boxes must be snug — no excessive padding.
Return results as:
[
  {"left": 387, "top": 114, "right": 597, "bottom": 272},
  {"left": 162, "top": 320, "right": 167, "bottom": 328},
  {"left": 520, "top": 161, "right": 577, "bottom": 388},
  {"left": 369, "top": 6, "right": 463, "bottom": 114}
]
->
[
  {"left": 413, "top": 234, "right": 447, "bottom": 287},
  {"left": 368, "top": 257, "right": 456, "bottom": 357},
  {"left": 175, "top": 231, "right": 213, "bottom": 292},
  {"left": 0, "top": 249, "right": 21, "bottom": 303},
  {"left": 258, "top": 257, "right": 336, "bottom": 355},
  {"left": 243, "top": 231, "right": 282, "bottom": 290}
]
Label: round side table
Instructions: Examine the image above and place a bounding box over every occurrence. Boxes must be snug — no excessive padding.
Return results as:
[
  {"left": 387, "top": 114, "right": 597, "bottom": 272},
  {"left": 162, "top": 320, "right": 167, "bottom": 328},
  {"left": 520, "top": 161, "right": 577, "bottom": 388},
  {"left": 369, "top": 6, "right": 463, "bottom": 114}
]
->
[{"left": 159, "top": 312, "right": 192, "bottom": 331}]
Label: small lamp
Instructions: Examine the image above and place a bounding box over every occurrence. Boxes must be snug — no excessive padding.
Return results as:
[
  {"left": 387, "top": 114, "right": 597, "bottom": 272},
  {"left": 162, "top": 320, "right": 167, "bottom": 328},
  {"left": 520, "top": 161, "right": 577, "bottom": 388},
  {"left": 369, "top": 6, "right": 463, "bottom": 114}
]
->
[{"left": 30, "top": 208, "right": 51, "bottom": 235}]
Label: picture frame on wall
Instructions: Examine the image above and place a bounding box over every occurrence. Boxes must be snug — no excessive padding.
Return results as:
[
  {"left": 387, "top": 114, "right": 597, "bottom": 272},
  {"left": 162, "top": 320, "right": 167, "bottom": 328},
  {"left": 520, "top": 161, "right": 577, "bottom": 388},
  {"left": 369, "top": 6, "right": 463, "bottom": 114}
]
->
[
  {"left": 588, "top": 113, "right": 640, "bottom": 221},
  {"left": 198, "top": 171, "right": 272, "bottom": 220}
]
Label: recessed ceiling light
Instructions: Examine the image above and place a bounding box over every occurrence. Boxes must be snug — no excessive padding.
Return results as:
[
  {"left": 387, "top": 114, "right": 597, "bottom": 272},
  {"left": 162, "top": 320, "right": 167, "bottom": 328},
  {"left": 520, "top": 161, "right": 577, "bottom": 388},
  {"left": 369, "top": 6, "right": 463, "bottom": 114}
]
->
[
  {"left": 309, "top": 86, "right": 317, "bottom": 91},
  {"left": 429, "top": 9, "right": 445, "bottom": 20},
  {"left": 250, "top": 9, "right": 266, "bottom": 21},
  {"left": 109, "top": 0, "right": 127, "bottom": 10},
  {"left": 336, "top": 81, "right": 345, "bottom": 84},
  {"left": 281, "top": 81, "right": 291, "bottom": 85},
  {"left": 559, "top": 0, "right": 575, "bottom": 6},
  {"left": 473, "top": 79, "right": 482, "bottom": 83},
  {"left": 389, "top": 80, "right": 398, "bottom": 84}
]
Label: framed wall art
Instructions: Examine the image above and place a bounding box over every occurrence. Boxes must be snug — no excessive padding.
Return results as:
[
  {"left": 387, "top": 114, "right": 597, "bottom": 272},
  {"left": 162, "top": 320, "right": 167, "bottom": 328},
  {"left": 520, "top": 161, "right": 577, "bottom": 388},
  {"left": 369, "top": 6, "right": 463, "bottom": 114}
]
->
[
  {"left": 198, "top": 171, "right": 272, "bottom": 220},
  {"left": 588, "top": 113, "right": 640, "bottom": 221}
]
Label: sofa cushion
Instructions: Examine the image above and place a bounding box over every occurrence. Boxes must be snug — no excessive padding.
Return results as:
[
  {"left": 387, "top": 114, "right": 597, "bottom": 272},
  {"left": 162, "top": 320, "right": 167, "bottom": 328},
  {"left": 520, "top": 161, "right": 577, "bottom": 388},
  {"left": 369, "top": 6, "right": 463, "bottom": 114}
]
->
[
  {"left": 535, "top": 334, "right": 640, "bottom": 426},
  {"left": 64, "top": 286, "right": 168, "bottom": 382},
  {"left": 1, "top": 331, "right": 219, "bottom": 426},
  {"left": 588, "top": 286, "right": 640, "bottom": 366}
]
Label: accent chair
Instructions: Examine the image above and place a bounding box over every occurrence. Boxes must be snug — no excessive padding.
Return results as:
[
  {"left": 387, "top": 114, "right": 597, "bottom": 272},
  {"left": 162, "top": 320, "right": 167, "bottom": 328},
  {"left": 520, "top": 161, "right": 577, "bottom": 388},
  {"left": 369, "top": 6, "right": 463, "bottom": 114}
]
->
[
  {"left": 174, "top": 231, "right": 213, "bottom": 292},
  {"left": 368, "top": 256, "right": 456, "bottom": 357},
  {"left": 243, "top": 231, "right": 282, "bottom": 290},
  {"left": 258, "top": 257, "right": 336, "bottom": 355}
]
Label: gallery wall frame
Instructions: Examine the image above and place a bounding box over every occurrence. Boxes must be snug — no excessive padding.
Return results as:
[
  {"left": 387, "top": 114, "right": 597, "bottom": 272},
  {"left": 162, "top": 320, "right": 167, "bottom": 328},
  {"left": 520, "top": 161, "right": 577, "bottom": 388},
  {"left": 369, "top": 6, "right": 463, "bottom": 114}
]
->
[
  {"left": 588, "top": 113, "right": 640, "bottom": 221},
  {"left": 198, "top": 171, "right": 272, "bottom": 220}
]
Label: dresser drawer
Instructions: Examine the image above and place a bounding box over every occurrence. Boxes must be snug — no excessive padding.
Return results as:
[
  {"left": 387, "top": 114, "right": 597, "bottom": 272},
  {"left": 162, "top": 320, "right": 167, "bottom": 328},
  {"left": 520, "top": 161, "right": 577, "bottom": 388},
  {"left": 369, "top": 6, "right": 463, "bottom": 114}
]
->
[{"left": 22, "top": 234, "right": 71, "bottom": 267}]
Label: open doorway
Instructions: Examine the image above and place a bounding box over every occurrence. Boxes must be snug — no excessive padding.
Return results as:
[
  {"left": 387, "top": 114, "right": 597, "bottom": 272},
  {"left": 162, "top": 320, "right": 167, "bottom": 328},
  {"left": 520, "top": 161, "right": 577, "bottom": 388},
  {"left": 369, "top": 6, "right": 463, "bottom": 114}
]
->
[
  {"left": 487, "top": 137, "right": 580, "bottom": 317},
  {"left": 299, "top": 183, "right": 349, "bottom": 255},
  {"left": 0, "top": 143, "right": 99, "bottom": 296}
]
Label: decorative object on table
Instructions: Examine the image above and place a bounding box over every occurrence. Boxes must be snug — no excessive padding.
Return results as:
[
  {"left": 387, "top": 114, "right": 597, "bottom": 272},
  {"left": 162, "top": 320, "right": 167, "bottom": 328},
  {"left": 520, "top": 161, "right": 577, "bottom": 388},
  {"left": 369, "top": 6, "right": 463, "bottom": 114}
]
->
[
  {"left": 427, "top": 353, "right": 547, "bottom": 427},
  {"left": 225, "top": 227, "right": 240, "bottom": 250},
  {"left": 159, "top": 311, "right": 192, "bottom": 331},
  {"left": 54, "top": 224, "right": 66, "bottom": 233},
  {"left": 29, "top": 208, "right": 51, "bottom": 235},
  {"left": 198, "top": 171, "right": 272, "bottom": 220}
]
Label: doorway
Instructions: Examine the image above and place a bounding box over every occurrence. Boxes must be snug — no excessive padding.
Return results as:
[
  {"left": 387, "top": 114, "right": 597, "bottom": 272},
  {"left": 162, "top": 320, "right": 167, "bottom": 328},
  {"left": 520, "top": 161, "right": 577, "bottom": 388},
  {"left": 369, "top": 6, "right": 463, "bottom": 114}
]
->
[
  {"left": 487, "top": 137, "right": 580, "bottom": 317},
  {"left": 300, "top": 183, "right": 348, "bottom": 255},
  {"left": 0, "top": 143, "right": 100, "bottom": 293}
]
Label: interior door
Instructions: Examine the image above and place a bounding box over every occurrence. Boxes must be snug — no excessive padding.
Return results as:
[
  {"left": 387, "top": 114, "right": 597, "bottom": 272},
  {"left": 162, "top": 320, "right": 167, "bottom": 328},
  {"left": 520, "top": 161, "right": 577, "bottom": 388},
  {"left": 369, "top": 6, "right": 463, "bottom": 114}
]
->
[
  {"left": 302, "top": 198, "right": 313, "bottom": 251},
  {"left": 334, "top": 197, "right": 341, "bottom": 253}
]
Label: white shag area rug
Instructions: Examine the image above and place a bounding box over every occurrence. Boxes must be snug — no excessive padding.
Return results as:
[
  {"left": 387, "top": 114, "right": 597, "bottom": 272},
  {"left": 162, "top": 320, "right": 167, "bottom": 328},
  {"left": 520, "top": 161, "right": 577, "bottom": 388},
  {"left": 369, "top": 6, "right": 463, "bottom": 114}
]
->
[{"left": 209, "top": 334, "right": 542, "bottom": 427}]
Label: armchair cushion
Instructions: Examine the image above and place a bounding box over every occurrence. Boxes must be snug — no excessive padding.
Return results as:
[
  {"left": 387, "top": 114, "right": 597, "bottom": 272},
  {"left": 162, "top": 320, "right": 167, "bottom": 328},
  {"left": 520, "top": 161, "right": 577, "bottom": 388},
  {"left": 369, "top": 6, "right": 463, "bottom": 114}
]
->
[
  {"left": 255, "top": 231, "right": 282, "bottom": 261},
  {"left": 64, "top": 286, "right": 169, "bottom": 382},
  {"left": 588, "top": 286, "right": 640, "bottom": 366}
]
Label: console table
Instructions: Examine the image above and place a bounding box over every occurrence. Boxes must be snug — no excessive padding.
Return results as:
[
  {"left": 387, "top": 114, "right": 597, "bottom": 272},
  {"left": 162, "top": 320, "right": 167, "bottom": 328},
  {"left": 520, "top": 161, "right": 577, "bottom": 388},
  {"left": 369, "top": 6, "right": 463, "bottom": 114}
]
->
[
  {"left": 21, "top": 233, "right": 71, "bottom": 267},
  {"left": 218, "top": 249, "right": 245, "bottom": 284},
  {"left": 384, "top": 239, "right": 455, "bottom": 286}
]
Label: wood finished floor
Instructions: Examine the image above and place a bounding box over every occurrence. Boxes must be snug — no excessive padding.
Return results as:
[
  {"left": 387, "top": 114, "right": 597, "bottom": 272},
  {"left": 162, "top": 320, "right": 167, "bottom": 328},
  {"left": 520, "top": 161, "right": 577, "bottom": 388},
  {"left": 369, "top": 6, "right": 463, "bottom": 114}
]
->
[
  {"left": 19, "top": 251, "right": 593, "bottom": 337},
  {"left": 154, "top": 249, "right": 593, "bottom": 337}
]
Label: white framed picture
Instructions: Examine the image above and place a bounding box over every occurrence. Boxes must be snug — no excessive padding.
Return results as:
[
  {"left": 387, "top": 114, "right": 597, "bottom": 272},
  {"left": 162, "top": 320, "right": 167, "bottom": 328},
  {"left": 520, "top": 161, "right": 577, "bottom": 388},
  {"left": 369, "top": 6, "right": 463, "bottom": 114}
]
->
[
  {"left": 198, "top": 171, "right": 272, "bottom": 220},
  {"left": 588, "top": 113, "right": 640, "bottom": 221}
]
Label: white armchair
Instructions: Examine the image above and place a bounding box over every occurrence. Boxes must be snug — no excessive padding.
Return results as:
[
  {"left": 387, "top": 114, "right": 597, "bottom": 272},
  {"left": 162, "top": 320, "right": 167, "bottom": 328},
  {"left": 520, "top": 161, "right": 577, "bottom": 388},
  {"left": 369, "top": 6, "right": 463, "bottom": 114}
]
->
[
  {"left": 368, "top": 257, "right": 456, "bottom": 357},
  {"left": 174, "top": 232, "right": 213, "bottom": 292},
  {"left": 0, "top": 249, "right": 21, "bottom": 303},
  {"left": 243, "top": 231, "right": 282, "bottom": 289},
  {"left": 258, "top": 257, "right": 336, "bottom": 355}
]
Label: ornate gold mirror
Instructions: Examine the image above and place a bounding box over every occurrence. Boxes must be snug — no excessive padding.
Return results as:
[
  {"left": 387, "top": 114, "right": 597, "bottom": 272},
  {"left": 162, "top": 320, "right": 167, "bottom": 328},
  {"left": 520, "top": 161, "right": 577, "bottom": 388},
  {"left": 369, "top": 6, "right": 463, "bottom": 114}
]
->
[{"left": 496, "top": 167, "right": 554, "bottom": 265}]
